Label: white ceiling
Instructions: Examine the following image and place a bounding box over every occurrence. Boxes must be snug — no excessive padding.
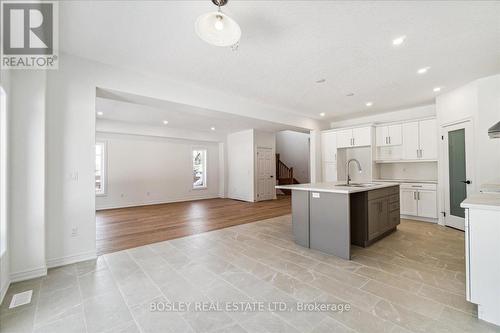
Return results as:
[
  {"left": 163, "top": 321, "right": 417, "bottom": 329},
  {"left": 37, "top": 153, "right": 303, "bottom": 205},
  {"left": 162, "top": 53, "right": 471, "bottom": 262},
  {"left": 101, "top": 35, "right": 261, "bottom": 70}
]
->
[
  {"left": 96, "top": 89, "right": 308, "bottom": 134},
  {"left": 62, "top": 1, "right": 500, "bottom": 121}
]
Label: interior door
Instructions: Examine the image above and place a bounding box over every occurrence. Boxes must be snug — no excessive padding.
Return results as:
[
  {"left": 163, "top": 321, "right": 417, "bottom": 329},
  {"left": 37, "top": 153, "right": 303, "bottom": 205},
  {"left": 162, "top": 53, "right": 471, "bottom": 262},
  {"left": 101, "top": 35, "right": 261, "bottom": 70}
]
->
[
  {"left": 443, "top": 121, "right": 474, "bottom": 230},
  {"left": 256, "top": 147, "right": 275, "bottom": 201},
  {"left": 402, "top": 122, "right": 419, "bottom": 159}
]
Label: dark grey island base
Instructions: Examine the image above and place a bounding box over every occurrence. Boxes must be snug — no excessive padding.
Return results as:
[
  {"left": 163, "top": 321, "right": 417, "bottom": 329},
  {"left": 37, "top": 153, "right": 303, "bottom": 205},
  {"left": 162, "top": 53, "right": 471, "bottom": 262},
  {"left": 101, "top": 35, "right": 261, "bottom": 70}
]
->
[{"left": 276, "top": 182, "right": 400, "bottom": 260}]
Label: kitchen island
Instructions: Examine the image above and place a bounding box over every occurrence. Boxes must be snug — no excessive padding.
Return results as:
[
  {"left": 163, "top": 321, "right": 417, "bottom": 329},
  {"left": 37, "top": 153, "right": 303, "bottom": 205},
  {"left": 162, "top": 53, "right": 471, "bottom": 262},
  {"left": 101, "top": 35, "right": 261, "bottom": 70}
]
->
[{"left": 276, "top": 182, "right": 400, "bottom": 260}]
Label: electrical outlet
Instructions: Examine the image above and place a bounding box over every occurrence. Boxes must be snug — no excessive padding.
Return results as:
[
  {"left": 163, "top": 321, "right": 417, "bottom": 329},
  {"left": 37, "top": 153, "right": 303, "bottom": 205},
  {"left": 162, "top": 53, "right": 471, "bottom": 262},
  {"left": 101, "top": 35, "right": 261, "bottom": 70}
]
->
[{"left": 71, "top": 227, "right": 78, "bottom": 237}]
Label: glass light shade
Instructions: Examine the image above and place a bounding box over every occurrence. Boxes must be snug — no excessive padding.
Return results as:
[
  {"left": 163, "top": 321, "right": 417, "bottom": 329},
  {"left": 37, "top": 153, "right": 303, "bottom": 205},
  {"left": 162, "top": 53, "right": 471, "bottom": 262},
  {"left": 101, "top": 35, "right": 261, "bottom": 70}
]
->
[{"left": 195, "top": 11, "right": 241, "bottom": 47}]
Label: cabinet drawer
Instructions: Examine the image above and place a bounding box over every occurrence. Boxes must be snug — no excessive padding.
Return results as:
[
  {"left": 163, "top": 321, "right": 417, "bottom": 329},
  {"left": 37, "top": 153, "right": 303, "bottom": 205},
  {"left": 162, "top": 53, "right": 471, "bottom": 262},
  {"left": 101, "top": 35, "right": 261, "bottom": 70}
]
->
[
  {"left": 389, "top": 210, "right": 400, "bottom": 228},
  {"left": 388, "top": 194, "right": 399, "bottom": 204},
  {"left": 367, "top": 186, "right": 399, "bottom": 201},
  {"left": 389, "top": 201, "right": 400, "bottom": 212},
  {"left": 400, "top": 183, "right": 437, "bottom": 191}
]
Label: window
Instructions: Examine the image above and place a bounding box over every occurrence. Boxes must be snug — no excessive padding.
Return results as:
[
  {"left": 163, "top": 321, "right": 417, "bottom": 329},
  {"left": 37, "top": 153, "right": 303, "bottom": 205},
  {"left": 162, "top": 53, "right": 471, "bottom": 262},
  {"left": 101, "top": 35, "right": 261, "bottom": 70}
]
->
[
  {"left": 95, "top": 142, "right": 107, "bottom": 195},
  {"left": 192, "top": 149, "right": 207, "bottom": 189}
]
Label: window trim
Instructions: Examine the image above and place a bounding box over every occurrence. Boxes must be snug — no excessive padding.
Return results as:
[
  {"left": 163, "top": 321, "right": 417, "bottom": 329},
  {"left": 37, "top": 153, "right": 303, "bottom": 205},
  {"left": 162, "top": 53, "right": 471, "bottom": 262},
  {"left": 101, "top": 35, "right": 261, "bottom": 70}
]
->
[
  {"left": 192, "top": 148, "right": 208, "bottom": 190},
  {"left": 95, "top": 141, "right": 108, "bottom": 196}
]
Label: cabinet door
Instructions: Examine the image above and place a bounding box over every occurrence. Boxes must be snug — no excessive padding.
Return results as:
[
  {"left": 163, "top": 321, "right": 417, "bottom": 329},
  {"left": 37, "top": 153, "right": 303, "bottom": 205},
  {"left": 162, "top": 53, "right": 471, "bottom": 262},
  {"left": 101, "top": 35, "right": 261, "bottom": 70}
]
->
[
  {"left": 400, "top": 189, "right": 418, "bottom": 216},
  {"left": 336, "top": 129, "right": 353, "bottom": 148},
  {"left": 417, "top": 190, "right": 438, "bottom": 218},
  {"left": 367, "top": 199, "right": 382, "bottom": 240},
  {"left": 353, "top": 126, "right": 371, "bottom": 147},
  {"left": 321, "top": 131, "right": 337, "bottom": 162},
  {"left": 322, "top": 162, "right": 337, "bottom": 182},
  {"left": 402, "top": 122, "right": 419, "bottom": 159},
  {"left": 388, "top": 124, "right": 403, "bottom": 146},
  {"left": 376, "top": 126, "right": 389, "bottom": 147},
  {"left": 419, "top": 119, "right": 438, "bottom": 160},
  {"left": 379, "top": 198, "right": 390, "bottom": 233}
]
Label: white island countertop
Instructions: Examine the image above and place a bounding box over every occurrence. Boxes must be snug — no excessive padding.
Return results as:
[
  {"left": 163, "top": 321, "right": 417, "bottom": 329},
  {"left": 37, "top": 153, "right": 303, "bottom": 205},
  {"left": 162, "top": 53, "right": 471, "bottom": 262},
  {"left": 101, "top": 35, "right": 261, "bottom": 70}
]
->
[
  {"left": 461, "top": 193, "right": 500, "bottom": 211},
  {"left": 275, "top": 182, "right": 399, "bottom": 194}
]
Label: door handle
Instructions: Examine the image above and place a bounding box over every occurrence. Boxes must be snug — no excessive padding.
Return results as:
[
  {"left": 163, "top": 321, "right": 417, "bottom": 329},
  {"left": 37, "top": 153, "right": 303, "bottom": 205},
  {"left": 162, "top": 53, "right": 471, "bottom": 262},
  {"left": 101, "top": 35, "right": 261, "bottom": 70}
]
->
[
  {"left": 417, "top": 192, "right": 420, "bottom": 200},
  {"left": 413, "top": 192, "right": 416, "bottom": 200},
  {"left": 385, "top": 137, "right": 388, "bottom": 144},
  {"left": 388, "top": 136, "right": 391, "bottom": 144},
  {"left": 460, "top": 180, "right": 471, "bottom": 184}
]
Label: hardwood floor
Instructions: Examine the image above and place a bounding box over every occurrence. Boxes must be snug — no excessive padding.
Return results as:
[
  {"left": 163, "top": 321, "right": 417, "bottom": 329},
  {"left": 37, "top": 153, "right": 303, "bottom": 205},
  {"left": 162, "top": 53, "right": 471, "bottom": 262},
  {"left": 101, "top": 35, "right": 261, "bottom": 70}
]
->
[{"left": 96, "top": 196, "right": 291, "bottom": 255}]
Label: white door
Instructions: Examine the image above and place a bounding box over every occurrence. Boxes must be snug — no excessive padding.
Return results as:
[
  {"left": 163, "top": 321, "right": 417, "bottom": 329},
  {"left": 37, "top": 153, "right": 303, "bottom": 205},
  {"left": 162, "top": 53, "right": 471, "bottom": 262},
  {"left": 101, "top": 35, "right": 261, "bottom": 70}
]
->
[
  {"left": 322, "top": 162, "right": 337, "bottom": 182},
  {"left": 336, "top": 129, "right": 352, "bottom": 148},
  {"left": 321, "top": 131, "right": 337, "bottom": 162},
  {"left": 443, "top": 121, "right": 474, "bottom": 230},
  {"left": 402, "top": 121, "right": 419, "bottom": 159},
  {"left": 400, "top": 189, "right": 418, "bottom": 216},
  {"left": 419, "top": 119, "right": 438, "bottom": 159},
  {"left": 417, "top": 190, "right": 438, "bottom": 218},
  {"left": 376, "top": 126, "right": 389, "bottom": 146},
  {"left": 353, "top": 127, "right": 371, "bottom": 147},
  {"left": 256, "top": 147, "right": 275, "bottom": 201},
  {"left": 388, "top": 124, "right": 403, "bottom": 146}
]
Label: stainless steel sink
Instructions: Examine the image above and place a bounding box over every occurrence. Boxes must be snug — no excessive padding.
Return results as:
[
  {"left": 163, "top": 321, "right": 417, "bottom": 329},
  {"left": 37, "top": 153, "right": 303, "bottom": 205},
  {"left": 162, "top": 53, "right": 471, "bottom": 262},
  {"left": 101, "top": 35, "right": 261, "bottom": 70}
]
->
[{"left": 336, "top": 183, "right": 379, "bottom": 187}]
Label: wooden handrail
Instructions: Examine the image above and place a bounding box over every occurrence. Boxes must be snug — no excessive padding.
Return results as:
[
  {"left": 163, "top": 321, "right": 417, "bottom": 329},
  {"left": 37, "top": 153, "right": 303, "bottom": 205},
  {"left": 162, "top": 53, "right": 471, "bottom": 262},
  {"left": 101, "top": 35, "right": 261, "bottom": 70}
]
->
[{"left": 276, "top": 154, "right": 294, "bottom": 181}]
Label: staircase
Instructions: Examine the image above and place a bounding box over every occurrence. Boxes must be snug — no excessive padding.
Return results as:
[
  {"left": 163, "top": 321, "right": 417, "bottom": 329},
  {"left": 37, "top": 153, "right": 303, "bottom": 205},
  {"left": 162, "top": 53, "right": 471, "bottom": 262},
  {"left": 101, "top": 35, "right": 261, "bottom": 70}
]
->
[{"left": 276, "top": 154, "right": 300, "bottom": 195}]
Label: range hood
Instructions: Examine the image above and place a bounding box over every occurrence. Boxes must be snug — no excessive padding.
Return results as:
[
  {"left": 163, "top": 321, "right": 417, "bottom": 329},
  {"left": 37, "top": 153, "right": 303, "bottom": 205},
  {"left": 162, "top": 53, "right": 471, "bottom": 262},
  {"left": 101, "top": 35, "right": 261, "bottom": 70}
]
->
[{"left": 489, "top": 121, "right": 500, "bottom": 139}]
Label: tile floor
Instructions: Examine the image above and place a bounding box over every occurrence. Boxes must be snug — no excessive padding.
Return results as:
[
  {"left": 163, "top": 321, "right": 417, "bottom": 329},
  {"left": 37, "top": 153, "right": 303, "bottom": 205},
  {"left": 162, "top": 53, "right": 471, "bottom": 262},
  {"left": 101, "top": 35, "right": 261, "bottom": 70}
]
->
[{"left": 1, "top": 216, "right": 499, "bottom": 333}]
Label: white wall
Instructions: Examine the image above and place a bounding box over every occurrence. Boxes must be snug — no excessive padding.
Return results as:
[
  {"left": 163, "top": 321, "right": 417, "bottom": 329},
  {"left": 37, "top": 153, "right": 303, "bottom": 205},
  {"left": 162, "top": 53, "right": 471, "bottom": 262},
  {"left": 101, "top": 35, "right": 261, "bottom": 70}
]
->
[
  {"left": 436, "top": 73, "right": 500, "bottom": 224},
  {"left": 330, "top": 104, "right": 436, "bottom": 128},
  {"left": 0, "top": 72, "right": 10, "bottom": 301},
  {"left": 8, "top": 71, "right": 47, "bottom": 280},
  {"left": 227, "top": 129, "right": 255, "bottom": 202},
  {"left": 95, "top": 132, "right": 220, "bottom": 209},
  {"left": 276, "top": 131, "right": 310, "bottom": 183}
]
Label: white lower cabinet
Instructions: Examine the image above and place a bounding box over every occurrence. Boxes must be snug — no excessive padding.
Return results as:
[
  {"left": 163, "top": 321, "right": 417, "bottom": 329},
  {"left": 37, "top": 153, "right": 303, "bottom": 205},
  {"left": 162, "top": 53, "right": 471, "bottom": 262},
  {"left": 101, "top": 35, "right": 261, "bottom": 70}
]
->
[
  {"left": 399, "top": 183, "right": 438, "bottom": 219},
  {"left": 322, "top": 162, "right": 337, "bottom": 182}
]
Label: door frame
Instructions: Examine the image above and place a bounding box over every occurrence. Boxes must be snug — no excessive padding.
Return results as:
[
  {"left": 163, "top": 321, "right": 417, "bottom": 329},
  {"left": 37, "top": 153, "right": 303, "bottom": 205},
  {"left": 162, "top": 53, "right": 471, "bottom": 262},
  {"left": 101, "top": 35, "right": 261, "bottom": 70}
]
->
[
  {"left": 255, "top": 146, "right": 275, "bottom": 202},
  {"left": 440, "top": 118, "right": 475, "bottom": 230}
]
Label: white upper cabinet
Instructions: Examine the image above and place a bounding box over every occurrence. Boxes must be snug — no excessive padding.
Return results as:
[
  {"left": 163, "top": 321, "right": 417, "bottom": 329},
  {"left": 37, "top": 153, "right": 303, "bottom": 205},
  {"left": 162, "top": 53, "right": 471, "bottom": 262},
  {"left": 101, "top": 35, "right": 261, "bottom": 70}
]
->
[
  {"left": 336, "top": 126, "right": 372, "bottom": 148},
  {"left": 376, "top": 124, "right": 402, "bottom": 147},
  {"left": 402, "top": 122, "right": 420, "bottom": 159},
  {"left": 336, "top": 129, "right": 353, "bottom": 148},
  {"left": 418, "top": 119, "right": 438, "bottom": 159},
  {"left": 402, "top": 119, "right": 438, "bottom": 160},
  {"left": 321, "top": 131, "right": 337, "bottom": 163}
]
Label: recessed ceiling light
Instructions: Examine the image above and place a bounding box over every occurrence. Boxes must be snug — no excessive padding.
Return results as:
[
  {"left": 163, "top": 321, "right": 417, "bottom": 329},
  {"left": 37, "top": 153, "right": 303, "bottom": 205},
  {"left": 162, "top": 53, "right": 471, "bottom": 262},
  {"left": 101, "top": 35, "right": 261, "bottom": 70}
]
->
[
  {"left": 96, "top": 111, "right": 103, "bottom": 116},
  {"left": 433, "top": 87, "right": 442, "bottom": 92},
  {"left": 417, "top": 67, "right": 430, "bottom": 74},
  {"left": 316, "top": 78, "right": 326, "bottom": 84},
  {"left": 210, "top": 127, "right": 216, "bottom": 131},
  {"left": 319, "top": 112, "right": 326, "bottom": 117},
  {"left": 163, "top": 120, "right": 169, "bottom": 125},
  {"left": 392, "top": 35, "right": 407, "bottom": 46},
  {"left": 365, "top": 102, "right": 373, "bottom": 107}
]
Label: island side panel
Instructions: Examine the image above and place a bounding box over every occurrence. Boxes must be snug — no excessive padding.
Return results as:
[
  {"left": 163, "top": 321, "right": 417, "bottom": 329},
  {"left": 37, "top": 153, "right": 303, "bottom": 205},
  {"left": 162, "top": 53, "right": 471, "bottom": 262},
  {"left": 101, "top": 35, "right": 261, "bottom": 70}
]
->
[
  {"left": 291, "top": 189, "right": 310, "bottom": 248},
  {"left": 309, "top": 191, "right": 350, "bottom": 260}
]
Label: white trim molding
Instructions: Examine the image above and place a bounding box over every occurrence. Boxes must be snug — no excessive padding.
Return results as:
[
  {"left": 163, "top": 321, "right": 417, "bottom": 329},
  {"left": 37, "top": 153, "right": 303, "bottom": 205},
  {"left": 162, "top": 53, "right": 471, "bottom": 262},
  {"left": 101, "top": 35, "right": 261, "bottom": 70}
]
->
[
  {"left": 10, "top": 266, "right": 47, "bottom": 283},
  {"left": 46, "top": 251, "right": 97, "bottom": 269},
  {"left": 0, "top": 278, "right": 10, "bottom": 304}
]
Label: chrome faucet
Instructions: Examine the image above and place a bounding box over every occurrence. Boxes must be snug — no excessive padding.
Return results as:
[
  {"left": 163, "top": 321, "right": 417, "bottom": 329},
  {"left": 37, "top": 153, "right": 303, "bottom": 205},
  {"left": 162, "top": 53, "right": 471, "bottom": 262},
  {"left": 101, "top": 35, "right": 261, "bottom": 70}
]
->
[{"left": 346, "top": 158, "right": 362, "bottom": 185}]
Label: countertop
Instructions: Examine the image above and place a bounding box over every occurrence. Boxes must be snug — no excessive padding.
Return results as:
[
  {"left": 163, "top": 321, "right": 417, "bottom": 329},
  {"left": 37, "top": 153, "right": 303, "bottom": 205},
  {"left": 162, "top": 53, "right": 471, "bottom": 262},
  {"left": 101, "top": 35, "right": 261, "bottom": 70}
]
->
[
  {"left": 373, "top": 179, "right": 438, "bottom": 184},
  {"left": 275, "top": 182, "right": 399, "bottom": 194},
  {"left": 461, "top": 193, "right": 500, "bottom": 211}
]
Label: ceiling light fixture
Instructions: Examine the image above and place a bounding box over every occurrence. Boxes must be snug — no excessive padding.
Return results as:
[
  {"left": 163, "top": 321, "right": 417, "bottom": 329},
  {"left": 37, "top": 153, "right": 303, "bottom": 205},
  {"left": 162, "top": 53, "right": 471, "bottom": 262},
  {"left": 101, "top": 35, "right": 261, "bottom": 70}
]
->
[
  {"left": 392, "top": 35, "right": 407, "bottom": 46},
  {"left": 210, "top": 126, "right": 216, "bottom": 131},
  {"left": 96, "top": 111, "right": 103, "bottom": 116},
  {"left": 433, "top": 87, "right": 442, "bottom": 92},
  {"left": 417, "top": 67, "right": 430, "bottom": 74},
  {"left": 163, "top": 120, "right": 169, "bottom": 125},
  {"left": 346, "top": 92, "right": 355, "bottom": 97},
  {"left": 319, "top": 112, "right": 326, "bottom": 117},
  {"left": 195, "top": 0, "right": 241, "bottom": 47},
  {"left": 365, "top": 102, "right": 373, "bottom": 107},
  {"left": 316, "top": 79, "right": 326, "bottom": 84}
]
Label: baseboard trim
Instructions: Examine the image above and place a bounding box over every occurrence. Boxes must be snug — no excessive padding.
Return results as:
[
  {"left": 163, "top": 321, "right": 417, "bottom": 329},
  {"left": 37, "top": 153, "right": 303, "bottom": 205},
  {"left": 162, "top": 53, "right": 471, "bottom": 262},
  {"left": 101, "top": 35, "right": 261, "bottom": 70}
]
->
[
  {"left": 47, "top": 251, "right": 97, "bottom": 269},
  {"left": 96, "top": 195, "right": 220, "bottom": 211},
  {"left": 401, "top": 214, "right": 438, "bottom": 223},
  {"left": 10, "top": 266, "right": 47, "bottom": 283},
  {"left": 0, "top": 279, "right": 10, "bottom": 304}
]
